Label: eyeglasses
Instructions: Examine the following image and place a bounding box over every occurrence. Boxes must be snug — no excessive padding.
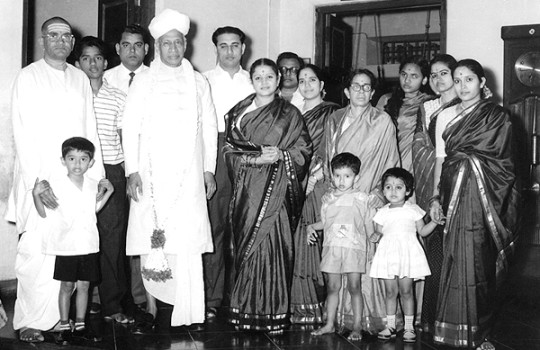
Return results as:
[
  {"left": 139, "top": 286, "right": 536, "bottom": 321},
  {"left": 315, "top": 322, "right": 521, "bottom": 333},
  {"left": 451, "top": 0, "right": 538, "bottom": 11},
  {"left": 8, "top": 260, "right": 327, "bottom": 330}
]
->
[
  {"left": 349, "top": 83, "right": 372, "bottom": 92},
  {"left": 43, "top": 32, "right": 74, "bottom": 42},
  {"left": 279, "top": 66, "right": 299, "bottom": 75}
]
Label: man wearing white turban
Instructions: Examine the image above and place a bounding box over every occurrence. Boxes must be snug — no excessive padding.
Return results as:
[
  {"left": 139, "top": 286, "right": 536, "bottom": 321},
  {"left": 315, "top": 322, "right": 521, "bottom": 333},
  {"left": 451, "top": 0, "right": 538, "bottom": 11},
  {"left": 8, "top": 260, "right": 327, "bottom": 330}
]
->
[{"left": 122, "top": 8, "right": 218, "bottom": 329}]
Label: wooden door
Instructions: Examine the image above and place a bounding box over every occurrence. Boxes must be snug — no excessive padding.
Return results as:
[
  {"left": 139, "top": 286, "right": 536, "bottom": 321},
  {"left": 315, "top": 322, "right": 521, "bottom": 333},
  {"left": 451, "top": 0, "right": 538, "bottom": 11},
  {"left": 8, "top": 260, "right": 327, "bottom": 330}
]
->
[{"left": 323, "top": 15, "right": 353, "bottom": 106}]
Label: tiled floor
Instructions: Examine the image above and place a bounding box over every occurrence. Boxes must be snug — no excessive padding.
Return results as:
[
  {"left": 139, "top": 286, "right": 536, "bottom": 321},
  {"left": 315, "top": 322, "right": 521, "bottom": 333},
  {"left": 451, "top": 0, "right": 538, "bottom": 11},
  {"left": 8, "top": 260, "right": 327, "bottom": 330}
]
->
[{"left": 1, "top": 193, "right": 539, "bottom": 349}]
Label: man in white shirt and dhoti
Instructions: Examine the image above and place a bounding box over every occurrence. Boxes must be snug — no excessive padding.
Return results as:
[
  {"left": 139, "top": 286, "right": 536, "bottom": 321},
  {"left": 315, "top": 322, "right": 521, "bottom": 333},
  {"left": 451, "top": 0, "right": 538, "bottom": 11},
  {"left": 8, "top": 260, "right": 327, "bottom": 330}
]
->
[
  {"left": 123, "top": 8, "right": 218, "bottom": 331},
  {"left": 7, "top": 16, "right": 104, "bottom": 343},
  {"left": 202, "top": 26, "right": 253, "bottom": 320}
]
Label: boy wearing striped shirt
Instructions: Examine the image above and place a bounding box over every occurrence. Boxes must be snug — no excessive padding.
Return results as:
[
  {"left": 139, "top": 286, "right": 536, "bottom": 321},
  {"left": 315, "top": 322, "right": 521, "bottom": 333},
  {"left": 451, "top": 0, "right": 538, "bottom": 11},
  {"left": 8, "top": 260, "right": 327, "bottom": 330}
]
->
[{"left": 75, "top": 36, "right": 132, "bottom": 324}]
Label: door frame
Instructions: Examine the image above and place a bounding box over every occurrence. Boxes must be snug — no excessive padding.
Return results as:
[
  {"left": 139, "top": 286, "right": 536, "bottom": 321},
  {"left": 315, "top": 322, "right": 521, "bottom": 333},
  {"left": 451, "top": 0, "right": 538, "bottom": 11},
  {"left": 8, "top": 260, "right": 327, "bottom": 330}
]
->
[{"left": 314, "top": 0, "right": 446, "bottom": 68}]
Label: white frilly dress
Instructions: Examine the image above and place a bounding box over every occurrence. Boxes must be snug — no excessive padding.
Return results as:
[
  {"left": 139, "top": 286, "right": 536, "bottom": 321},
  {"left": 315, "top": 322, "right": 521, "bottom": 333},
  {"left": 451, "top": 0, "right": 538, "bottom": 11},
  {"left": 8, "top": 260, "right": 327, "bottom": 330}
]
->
[{"left": 370, "top": 201, "right": 431, "bottom": 279}]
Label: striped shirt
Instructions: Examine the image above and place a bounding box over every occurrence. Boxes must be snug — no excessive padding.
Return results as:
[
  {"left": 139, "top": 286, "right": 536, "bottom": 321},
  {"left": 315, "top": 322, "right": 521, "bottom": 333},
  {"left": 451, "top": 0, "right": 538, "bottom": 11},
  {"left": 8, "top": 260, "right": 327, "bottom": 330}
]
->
[{"left": 94, "top": 80, "right": 126, "bottom": 165}]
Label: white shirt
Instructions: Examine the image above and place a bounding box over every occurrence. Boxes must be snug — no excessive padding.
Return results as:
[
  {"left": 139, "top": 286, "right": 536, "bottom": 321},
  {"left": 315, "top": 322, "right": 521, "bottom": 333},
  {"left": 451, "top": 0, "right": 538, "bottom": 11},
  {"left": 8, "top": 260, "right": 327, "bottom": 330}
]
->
[
  {"left": 41, "top": 175, "right": 100, "bottom": 255},
  {"left": 104, "top": 63, "right": 149, "bottom": 95},
  {"left": 203, "top": 64, "right": 253, "bottom": 132},
  {"left": 279, "top": 88, "right": 304, "bottom": 110}
]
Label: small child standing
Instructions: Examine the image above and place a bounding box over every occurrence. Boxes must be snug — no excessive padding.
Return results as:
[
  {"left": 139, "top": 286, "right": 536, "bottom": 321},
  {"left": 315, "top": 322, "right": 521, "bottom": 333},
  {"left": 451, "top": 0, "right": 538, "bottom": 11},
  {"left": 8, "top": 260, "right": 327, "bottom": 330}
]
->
[
  {"left": 370, "top": 167, "right": 442, "bottom": 343},
  {"left": 32, "top": 137, "right": 113, "bottom": 344},
  {"left": 308, "top": 152, "right": 374, "bottom": 341}
]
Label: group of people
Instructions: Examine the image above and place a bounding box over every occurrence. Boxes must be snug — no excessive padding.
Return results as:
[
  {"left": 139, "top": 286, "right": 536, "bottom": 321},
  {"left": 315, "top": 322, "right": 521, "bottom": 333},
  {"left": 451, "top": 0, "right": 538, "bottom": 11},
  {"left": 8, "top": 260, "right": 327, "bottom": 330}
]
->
[{"left": 5, "top": 7, "right": 520, "bottom": 350}]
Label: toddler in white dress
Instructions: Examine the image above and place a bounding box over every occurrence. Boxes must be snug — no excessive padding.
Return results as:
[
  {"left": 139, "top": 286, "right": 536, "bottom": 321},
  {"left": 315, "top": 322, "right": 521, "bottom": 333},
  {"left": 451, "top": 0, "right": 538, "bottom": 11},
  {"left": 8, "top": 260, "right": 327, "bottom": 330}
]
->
[{"left": 370, "top": 167, "right": 443, "bottom": 343}]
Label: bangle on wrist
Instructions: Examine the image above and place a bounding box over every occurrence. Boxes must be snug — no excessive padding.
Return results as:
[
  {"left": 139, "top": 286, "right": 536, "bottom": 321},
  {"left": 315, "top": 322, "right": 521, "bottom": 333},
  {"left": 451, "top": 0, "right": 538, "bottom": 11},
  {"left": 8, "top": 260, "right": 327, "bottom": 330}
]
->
[{"left": 429, "top": 194, "right": 441, "bottom": 206}]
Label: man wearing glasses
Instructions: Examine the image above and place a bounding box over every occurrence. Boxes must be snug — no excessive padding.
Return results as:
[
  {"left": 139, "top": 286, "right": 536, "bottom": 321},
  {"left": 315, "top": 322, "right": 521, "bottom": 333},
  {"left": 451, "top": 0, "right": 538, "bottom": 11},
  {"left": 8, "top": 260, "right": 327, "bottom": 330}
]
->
[
  {"left": 7, "top": 16, "right": 104, "bottom": 343},
  {"left": 276, "top": 51, "right": 304, "bottom": 109}
]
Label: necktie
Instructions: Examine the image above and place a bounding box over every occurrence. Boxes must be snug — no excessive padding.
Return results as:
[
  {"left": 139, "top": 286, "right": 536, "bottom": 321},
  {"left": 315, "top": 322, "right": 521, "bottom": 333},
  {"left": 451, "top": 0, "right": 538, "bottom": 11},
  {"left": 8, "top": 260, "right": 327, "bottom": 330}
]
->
[{"left": 128, "top": 72, "right": 135, "bottom": 87}]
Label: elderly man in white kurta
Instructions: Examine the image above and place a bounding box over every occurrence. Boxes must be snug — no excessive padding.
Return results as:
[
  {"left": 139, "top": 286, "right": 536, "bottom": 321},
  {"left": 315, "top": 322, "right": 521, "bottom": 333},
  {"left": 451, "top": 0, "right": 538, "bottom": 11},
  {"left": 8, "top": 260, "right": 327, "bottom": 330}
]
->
[
  {"left": 6, "top": 17, "right": 103, "bottom": 342},
  {"left": 123, "top": 9, "right": 217, "bottom": 327}
]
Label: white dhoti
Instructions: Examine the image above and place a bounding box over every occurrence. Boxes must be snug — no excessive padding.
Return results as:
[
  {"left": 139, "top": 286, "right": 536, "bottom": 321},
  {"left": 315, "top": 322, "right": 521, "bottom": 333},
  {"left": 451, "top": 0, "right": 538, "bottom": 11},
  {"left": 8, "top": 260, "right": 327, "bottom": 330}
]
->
[
  {"left": 142, "top": 254, "right": 205, "bottom": 326},
  {"left": 13, "top": 228, "right": 60, "bottom": 331}
]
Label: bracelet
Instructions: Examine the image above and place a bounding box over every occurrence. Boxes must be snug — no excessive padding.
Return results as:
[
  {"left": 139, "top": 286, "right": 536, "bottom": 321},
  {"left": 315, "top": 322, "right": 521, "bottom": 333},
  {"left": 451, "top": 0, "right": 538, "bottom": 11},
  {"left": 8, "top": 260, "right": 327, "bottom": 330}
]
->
[{"left": 428, "top": 194, "right": 441, "bottom": 206}]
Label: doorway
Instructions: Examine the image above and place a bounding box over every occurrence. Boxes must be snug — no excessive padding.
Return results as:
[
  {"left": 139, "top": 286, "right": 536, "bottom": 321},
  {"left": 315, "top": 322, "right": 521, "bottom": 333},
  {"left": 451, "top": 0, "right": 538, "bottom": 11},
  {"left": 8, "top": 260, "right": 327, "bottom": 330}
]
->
[{"left": 315, "top": 0, "right": 446, "bottom": 106}]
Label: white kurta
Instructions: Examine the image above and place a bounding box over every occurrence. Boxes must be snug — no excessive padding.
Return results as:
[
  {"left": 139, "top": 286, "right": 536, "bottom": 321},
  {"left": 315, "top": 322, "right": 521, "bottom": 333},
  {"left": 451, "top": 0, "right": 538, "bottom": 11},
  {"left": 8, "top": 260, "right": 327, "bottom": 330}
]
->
[
  {"left": 7, "top": 59, "right": 103, "bottom": 331},
  {"left": 123, "top": 58, "right": 217, "bottom": 326}
]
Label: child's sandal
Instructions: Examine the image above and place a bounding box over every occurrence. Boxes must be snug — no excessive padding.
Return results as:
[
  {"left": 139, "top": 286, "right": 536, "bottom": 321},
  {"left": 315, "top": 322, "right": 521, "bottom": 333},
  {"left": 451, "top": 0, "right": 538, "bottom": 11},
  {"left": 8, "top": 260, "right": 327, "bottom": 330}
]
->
[{"left": 378, "top": 326, "right": 396, "bottom": 340}]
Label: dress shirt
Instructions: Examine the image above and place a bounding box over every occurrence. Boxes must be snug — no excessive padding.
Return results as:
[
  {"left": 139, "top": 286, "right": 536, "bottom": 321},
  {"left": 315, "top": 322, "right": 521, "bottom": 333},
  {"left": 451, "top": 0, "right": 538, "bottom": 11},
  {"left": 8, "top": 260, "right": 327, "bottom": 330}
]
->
[
  {"left": 203, "top": 64, "right": 253, "bottom": 132},
  {"left": 103, "top": 63, "right": 148, "bottom": 95}
]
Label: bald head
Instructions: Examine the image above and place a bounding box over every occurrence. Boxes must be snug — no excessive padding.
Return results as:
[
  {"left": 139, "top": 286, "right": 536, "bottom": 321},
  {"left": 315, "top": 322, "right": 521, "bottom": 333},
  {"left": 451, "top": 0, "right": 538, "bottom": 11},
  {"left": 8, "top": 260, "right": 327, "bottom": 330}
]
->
[{"left": 41, "top": 17, "right": 72, "bottom": 35}]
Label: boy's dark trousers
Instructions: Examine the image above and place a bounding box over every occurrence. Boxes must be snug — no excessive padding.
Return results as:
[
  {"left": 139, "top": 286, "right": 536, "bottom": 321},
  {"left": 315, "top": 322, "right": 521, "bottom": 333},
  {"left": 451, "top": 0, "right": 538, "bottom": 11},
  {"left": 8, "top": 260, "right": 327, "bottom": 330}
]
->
[{"left": 97, "top": 163, "right": 129, "bottom": 316}]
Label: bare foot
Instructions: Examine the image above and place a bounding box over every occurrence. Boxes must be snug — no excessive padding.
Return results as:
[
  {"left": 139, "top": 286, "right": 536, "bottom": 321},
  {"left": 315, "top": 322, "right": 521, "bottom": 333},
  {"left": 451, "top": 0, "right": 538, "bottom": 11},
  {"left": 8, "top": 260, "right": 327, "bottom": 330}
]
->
[
  {"left": 477, "top": 340, "right": 495, "bottom": 350},
  {"left": 311, "top": 324, "right": 335, "bottom": 336},
  {"left": 19, "top": 327, "right": 44, "bottom": 343},
  {"left": 348, "top": 329, "right": 362, "bottom": 341}
]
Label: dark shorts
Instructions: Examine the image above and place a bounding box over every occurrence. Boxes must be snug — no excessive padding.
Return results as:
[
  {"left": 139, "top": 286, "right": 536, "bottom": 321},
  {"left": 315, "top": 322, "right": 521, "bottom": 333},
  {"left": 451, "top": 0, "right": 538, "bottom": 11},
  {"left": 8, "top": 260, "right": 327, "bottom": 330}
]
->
[{"left": 54, "top": 253, "right": 100, "bottom": 282}]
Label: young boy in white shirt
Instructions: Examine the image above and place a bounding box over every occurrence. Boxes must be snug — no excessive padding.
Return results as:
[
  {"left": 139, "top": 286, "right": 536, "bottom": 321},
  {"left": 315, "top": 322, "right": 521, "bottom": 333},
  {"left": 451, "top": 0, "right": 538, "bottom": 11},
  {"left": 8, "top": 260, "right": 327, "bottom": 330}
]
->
[{"left": 32, "top": 137, "right": 113, "bottom": 344}]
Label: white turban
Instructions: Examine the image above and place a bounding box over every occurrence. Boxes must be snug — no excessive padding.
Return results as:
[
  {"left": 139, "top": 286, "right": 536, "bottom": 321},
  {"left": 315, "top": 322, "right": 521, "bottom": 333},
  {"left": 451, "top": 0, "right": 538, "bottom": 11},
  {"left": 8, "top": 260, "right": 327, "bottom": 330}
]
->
[{"left": 149, "top": 9, "right": 190, "bottom": 39}]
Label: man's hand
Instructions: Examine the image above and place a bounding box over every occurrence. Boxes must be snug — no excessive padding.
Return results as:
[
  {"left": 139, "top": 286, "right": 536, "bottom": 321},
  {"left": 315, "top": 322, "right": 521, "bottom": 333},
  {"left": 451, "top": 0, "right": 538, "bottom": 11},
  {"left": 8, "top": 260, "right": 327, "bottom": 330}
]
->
[
  {"left": 127, "top": 172, "right": 143, "bottom": 202},
  {"left": 204, "top": 171, "right": 216, "bottom": 200},
  {"left": 35, "top": 179, "right": 58, "bottom": 209}
]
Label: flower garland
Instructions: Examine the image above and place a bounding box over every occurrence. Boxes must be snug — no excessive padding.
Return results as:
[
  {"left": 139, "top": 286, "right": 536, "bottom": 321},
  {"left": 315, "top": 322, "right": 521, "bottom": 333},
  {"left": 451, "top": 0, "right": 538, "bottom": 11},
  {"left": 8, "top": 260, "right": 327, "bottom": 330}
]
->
[
  {"left": 140, "top": 63, "right": 201, "bottom": 283},
  {"left": 141, "top": 228, "right": 172, "bottom": 282}
]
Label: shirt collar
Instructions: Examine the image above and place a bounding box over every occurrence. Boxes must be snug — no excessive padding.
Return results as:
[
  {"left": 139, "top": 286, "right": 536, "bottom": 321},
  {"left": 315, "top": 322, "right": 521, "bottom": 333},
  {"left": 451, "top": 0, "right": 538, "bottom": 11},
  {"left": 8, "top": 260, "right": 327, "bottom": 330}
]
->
[
  {"left": 118, "top": 63, "right": 147, "bottom": 75},
  {"left": 215, "top": 63, "right": 244, "bottom": 78}
]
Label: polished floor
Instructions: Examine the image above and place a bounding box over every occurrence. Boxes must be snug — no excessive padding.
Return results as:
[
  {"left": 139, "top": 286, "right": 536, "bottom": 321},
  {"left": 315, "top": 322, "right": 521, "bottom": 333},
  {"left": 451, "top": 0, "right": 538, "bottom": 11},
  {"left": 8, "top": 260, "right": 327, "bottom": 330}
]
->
[{"left": 1, "top": 195, "right": 539, "bottom": 349}]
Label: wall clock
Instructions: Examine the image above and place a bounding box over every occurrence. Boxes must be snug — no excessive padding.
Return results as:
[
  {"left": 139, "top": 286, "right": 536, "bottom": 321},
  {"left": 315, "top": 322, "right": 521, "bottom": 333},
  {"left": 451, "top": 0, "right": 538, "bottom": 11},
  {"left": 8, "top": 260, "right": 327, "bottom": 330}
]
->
[{"left": 515, "top": 51, "right": 540, "bottom": 88}]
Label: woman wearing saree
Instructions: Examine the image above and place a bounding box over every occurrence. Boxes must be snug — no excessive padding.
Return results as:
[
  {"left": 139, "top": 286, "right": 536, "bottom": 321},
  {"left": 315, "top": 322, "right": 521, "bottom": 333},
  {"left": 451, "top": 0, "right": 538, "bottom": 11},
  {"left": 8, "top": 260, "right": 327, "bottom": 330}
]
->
[
  {"left": 378, "top": 56, "right": 431, "bottom": 173},
  {"left": 319, "top": 68, "right": 400, "bottom": 333},
  {"left": 412, "top": 54, "right": 459, "bottom": 332},
  {"left": 290, "top": 64, "right": 339, "bottom": 325},
  {"left": 433, "top": 59, "right": 520, "bottom": 350},
  {"left": 225, "top": 58, "right": 312, "bottom": 332}
]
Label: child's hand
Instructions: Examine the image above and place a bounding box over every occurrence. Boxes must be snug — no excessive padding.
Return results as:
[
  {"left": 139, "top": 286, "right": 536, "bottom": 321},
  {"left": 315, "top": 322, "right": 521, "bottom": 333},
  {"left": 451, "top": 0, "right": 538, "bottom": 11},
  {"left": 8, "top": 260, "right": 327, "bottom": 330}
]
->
[
  {"left": 97, "top": 179, "right": 114, "bottom": 200},
  {"left": 432, "top": 211, "right": 446, "bottom": 226},
  {"left": 306, "top": 225, "right": 318, "bottom": 245}
]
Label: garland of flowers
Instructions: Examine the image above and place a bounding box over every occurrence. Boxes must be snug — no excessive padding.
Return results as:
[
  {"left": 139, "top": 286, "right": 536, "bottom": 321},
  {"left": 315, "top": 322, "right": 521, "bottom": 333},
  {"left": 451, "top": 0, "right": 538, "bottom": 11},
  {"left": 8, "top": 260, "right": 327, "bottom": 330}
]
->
[{"left": 140, "top": 63, "right": 201, "bottom": 283}]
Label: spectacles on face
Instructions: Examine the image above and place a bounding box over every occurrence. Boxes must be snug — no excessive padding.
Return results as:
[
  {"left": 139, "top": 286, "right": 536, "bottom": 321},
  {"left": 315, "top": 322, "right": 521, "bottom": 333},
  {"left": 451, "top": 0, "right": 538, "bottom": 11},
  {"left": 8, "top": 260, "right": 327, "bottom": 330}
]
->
[
  {"left": 349, "top": 83, "right": 372, "bottom": 92},
  {"left": 279, "top": 66, "right": 299, "bottom": 75},
  {"left": 43, "top": 32, "right": 73, "bottom": 42}
]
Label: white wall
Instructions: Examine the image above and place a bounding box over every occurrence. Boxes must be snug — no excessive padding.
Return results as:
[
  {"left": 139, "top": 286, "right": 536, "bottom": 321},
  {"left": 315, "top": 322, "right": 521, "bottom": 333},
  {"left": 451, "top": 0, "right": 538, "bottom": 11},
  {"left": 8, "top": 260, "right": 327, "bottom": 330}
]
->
[
  {"left": 0, "top": 1, "right": 24, "bottom": 280},
  {"left": 446, "top": 0, "right": 540, "bottom": 103},
  {"left": 159, "top": 0, "right": 272, "bottom": 72}
]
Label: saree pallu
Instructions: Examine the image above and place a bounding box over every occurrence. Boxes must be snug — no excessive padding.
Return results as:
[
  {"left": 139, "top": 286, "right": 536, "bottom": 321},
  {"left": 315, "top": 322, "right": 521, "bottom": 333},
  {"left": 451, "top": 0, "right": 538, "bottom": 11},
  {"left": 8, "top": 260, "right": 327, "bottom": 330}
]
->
[
  {"left": 412, "top": 97, "right": 459, "bottom": 332},
  {"left": 434, "top": 100, "right": 520, "bottom": 347},
  {"left": 225, "top": 94, "right": 312, "bottom": 331},
  {"left": 324, "top": 105, "right": 400, "bottom": 333},
  {"left": 291, "top": 101, "right": 339, "bottom": 325},
  {"left": 396, "top": 93, "right": 430, "bottom": 173}
]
